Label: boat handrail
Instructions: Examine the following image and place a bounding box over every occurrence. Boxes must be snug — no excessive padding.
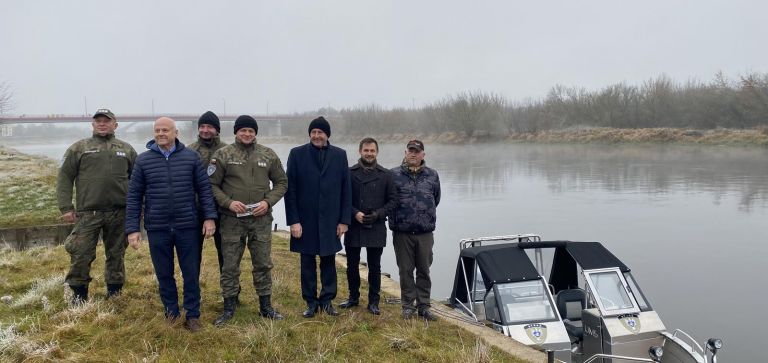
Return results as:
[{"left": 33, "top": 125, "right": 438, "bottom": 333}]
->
[
  {"left": 583, "top": 354, "right": 654, "bottom": 363},
  {"left": 664, "top": 329, "right": 706, "bottom": 356},
  {"left": 459, "top": 234, "right": 541, "bottom": 249}
]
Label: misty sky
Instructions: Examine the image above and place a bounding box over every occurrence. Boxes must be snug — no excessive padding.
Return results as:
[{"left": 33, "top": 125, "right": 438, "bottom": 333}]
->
[{"left": 2, "top": 0, "right": 766, "bottom": 116}]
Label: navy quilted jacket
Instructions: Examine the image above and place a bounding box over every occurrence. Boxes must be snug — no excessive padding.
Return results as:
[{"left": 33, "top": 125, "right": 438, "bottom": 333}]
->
[
  {"left": 125, "top": 139, "right": 217, "bottom": 233},
  {"left": 389, "top": 162, "right": 441, "bottom": 234}
]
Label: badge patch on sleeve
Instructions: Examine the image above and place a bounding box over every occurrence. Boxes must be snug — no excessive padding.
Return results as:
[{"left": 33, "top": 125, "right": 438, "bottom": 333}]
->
[{"left": 207, "top": 164, "right": 217, "bottom": 176}]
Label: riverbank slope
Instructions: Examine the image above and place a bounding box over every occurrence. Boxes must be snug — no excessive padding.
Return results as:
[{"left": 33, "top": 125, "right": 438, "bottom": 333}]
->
[{"left": 0, "top": 234, "right": 528, "bottom": 362}]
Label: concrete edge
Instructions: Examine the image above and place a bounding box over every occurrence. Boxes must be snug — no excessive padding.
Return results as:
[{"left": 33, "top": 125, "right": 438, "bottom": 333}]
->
[{"left": 334, "top": 252, "right": 547, "bottom": 363}]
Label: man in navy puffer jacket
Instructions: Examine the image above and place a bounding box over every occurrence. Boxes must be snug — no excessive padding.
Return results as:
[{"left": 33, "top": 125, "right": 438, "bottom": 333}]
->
[{"left": 126, "top": 117, "right": 217, "bottom": 332}]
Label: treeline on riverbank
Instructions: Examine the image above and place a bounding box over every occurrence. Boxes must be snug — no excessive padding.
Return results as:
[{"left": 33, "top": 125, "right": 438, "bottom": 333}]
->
[{"left": 335, "top": 72, "right": 768, "bottom": 138}]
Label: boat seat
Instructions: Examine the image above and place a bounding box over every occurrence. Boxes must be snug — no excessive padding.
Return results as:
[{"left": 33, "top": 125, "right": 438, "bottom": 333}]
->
[{"left": 556, "top": 289, "right": 588, "bottom": 341}]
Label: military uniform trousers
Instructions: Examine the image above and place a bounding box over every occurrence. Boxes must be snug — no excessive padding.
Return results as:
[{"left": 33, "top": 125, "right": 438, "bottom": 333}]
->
[
  {"left": 64, "top": 209, "right": 127, "bottom": 287},
  {"left": 220, "top": 214, "right": 275, "bottom": 298}
]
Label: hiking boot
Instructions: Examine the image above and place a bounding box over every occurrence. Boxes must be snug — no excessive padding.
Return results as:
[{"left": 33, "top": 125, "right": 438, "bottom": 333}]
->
[
  {"left": 184, "top": 318, "right": 202, "bottom": 332},
  {"left": 213, "top": 297, "right": 237, "bottom": 326},
  {"left": 339, "top": 298, "right": 359, "bottom": 309},
  {"left": 402, "top": 307, "right": 417, "bottom": 320},
  {"left": 418, "top": 308, "right": 438, "bottom": 321},
  {"left": 321, "top": 303, "right": 340, "bottom": 316},
  {"left": 69, "top": 285, "right": 88, "bottom": 306},
  {"left": 258, "top": 295, "right": 284, "bottom": 320},
  {"left": 106, "top": 284, "right": 123, "bottom": 299}
]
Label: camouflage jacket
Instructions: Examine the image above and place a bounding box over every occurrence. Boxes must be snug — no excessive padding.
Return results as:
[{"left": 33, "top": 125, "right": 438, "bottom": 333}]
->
[
  {"left": 389, "top": 161, "right": 441, "bottom": 234},
  {"left": 57, "top": 133, "right": 137, "bottom": 213},
  {"left": 209, "top": 140, "right": 288, "bottom": 217},
  {"left": 188, "top": 135, "right": 227, "bottom": 167}
]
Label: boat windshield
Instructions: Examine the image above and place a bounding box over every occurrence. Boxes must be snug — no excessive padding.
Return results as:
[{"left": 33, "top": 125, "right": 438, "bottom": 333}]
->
[
  {"left": 585, "top": 269, "right": 639, "bottom": 315},
  {"left": 495, "top": 280, "right": 558, "bottom": 325}
]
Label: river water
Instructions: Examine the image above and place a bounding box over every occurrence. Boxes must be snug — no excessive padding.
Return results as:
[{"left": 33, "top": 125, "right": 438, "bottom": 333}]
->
[{"left": 9, "top": 139, "right": 767, "bottom": 361}]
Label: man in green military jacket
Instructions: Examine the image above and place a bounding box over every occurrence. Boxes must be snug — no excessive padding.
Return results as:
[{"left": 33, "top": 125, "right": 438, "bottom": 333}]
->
[
  {"left": 208, "top": 115, "right": 288, "bottom": 325},
  {"left": 187, "top": 111, "right": 228, "bottom": 271},
  {"left": 57, "top": 108, "right": 137, "bottom": 304}
]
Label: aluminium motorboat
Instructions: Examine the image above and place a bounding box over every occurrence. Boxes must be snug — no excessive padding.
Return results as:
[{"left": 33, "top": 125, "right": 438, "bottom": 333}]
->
[{"left": 449, "top": 234, "right": 723, "bottom": 363}]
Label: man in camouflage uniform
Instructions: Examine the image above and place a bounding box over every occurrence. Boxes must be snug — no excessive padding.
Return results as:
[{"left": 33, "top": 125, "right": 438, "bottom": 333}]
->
[
  {"left": 208, "top": 115, "right": 288, "bottom": 325},
  {"left": 57, "top": 108, "right": 137, "bottom": 304},
  {"left": 389, "top": 140, "right": 441, "bottom": 321},
  {"left": 187, "top": 111, "right": 227, "bottom": 271}
]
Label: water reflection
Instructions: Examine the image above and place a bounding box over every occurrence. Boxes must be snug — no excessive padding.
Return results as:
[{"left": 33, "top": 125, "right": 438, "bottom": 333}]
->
[
  {"left": 5, "top": 140, "right": 766, "bottom": 361},
  {"left": 380, "top": 144, "right": 768, "bottom": 211}
]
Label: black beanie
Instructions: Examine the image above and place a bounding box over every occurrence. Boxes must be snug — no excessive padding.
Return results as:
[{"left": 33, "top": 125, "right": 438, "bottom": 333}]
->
[
  {"left": 234, "top": 115, "right": 258, "bottom": 134},
  {"left": 308, "top": 116, "right": 331, "bottom": 137},
  {"left": 198, "top": 111, "right": 221, "bottom": 134}
]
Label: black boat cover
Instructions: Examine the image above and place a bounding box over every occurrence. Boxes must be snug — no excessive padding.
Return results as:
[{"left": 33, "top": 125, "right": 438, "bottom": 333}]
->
[
  {"left": 450, "top": 241, "right": 631, "bottom": 303},
  {"left": 450, "top": 244, "right": 541, "bottom": 304}
]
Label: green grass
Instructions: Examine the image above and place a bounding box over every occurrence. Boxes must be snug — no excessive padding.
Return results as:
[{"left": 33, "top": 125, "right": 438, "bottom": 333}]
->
[
  {"left": 0, "top": 237, "right": 524, "bottom": 362},
  {"left": 0, "top": 147, "right": 61, "bottom": 228}
]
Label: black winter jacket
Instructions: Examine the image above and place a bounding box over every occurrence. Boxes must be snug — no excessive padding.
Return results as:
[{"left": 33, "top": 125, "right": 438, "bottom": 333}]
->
[{"left": 345, "top": 161, "right": 397, "bottom": 248}]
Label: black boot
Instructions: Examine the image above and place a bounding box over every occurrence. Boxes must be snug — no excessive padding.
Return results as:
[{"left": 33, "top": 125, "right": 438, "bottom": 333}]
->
[
  {"left": 339, "top": 297, "right": 359, "bottom": 309},
  {"left": 70, "top": 285, "right": 88, "bottom": 306},
  {"left": 214, "top": 297, "right": 237, "bottom": 326},
  {"left": 367, "top": 301, "right": 381, "bottom": 315},
  {"left": 259, "top": 295, "right": 284, "bottom": 320},
  {"left": 106, "top": 284, "right": 123, "bottom": 299}
]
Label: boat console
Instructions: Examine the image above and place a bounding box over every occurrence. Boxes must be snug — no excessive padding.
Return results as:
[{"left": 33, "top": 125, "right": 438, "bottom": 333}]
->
[{"left": 449, "top": 235, "right": 722, "bottom": 363}]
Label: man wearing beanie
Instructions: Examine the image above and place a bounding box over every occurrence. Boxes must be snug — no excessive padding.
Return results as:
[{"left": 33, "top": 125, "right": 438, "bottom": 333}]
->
[
  {"left": 188, "top": 111, "right": 227, "bottom": 273},
  {"left": 209, "top": 115, "right": 288, "bottom": 325},
  {"left": 285, "top": 116, "right": 352, "bottom": 318}
]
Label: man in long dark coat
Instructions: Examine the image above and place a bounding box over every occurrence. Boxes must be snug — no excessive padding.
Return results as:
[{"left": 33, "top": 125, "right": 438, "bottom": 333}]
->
[
  {"left": 285, "top": 116, "right": 352, "bottom": 318},
  {"left": 339, "top": 137, "right": 397, "bottom": 315}
]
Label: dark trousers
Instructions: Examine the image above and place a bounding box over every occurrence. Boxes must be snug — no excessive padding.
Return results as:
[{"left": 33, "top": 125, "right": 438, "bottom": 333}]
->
[
  {"left": 300, "top": 253, "right": 337, "bottom": 307},
  {"left": 393, "top": 232, "right": 434, "bottom": 310},
  {"left": 345, "top": 246, "right": 383, "bottom": 303},
  {"left": 147, "top": 228, "right": 201, "bottom": 319},
  {"left": 198, "top": 217, "right": 223, "bottom": 271}
]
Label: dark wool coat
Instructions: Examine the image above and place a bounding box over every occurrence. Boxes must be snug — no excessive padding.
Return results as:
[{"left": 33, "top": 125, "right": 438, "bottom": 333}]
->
[
  {"left": 345, "top": 162, "right": 397, "bottom": 248},
  {"left": 389, "top": 162, "right": 441, "bottom": 234},
  {"left": 125, "top": 139, "right": 217, "bottom": 234},
  {"left": 285, "top": 142, "right": 352, "bottom": 256}
]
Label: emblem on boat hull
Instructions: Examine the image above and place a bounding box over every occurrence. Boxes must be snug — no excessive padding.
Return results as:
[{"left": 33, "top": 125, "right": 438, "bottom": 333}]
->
[
  {"left": 523, "top": 323, "right": 547, "bottom": 344},
  {"left": 619, "top": 314, "right": 641, "bottom": 334}
]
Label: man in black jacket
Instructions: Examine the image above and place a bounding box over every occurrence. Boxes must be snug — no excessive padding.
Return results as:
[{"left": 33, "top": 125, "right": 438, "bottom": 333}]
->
[{"left": 339, "top": 138, "right": 397, "bottom": 315}]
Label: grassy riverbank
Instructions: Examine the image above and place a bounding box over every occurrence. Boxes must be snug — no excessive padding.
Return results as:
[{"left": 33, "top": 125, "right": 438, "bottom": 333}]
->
[
  {"left": 0, "top": 147, "right": 60, "bottom": 228},
  {"left": 281, "top": 127, "right": 768, "bottom": 146},
  {"left": 0, "top": 234, "right": 523, "bottom": 362}
]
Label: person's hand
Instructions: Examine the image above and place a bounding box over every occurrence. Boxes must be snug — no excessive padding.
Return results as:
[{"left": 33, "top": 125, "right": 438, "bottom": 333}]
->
[
  {"left": 62, "top": 211, "right": 77, "bottom": 224},
  {"left": 228, "top": 201, "right": 247, "bottom": 214},
  {"left": 202, "top": 219, "right": 216, "bottom": 238},
  {"left": 355, "top": 212, "right": 365, "bottom": 224},
  {"left": 362, "top": 211, "right": 378, "bottom": 224},
  {"left": 290, "top": 223, "right": 302, "bottom": 239},
  {"left": 252, "top": 200, "right": 269, "bottom": 217},
  {"left": 337, "top": 223, "right": 348, "bottom": 238},
  {"left": 127, "top": 232, "right": 142, "bottom": 250}
]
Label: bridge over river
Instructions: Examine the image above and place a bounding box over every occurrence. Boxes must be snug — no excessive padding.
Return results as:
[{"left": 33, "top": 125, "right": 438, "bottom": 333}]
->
[{"left": 0, "top": 114, "right": 328, "bottom": 137}]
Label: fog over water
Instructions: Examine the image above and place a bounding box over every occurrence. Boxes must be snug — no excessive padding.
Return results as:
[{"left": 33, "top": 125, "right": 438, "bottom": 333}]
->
[{"left": 9, "top": 139, "right": 768, "bottom": 361}]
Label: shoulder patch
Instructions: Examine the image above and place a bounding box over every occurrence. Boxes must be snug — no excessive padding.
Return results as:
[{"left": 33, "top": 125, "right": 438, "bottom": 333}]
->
[{"left": 207, "top": 164, "right": 217, "bottom": 176}]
